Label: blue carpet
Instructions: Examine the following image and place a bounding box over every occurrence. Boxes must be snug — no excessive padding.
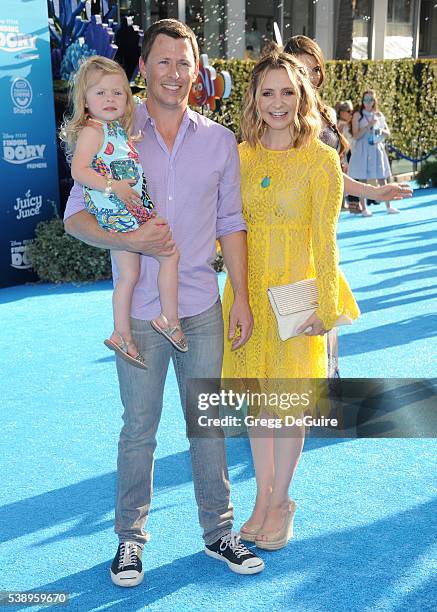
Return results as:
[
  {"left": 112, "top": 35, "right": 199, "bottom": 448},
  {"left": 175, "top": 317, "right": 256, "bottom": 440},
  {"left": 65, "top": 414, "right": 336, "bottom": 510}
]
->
[{"left": 1, "top": 188, "right": 436, "bottom": 611}]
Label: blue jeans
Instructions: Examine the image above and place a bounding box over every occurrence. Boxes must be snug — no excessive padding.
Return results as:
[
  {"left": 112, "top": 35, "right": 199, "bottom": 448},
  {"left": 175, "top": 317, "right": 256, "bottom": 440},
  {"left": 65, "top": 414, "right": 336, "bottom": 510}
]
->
[{"left": 114, "top": 301, "right": 233, "bottom": 545}]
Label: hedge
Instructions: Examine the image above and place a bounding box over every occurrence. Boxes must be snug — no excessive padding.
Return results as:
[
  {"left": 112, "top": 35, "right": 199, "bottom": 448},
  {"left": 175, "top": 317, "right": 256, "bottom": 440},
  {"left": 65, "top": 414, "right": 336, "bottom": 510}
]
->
[{"left": 27, "top": 218, "right": 112, "bottom": 283}]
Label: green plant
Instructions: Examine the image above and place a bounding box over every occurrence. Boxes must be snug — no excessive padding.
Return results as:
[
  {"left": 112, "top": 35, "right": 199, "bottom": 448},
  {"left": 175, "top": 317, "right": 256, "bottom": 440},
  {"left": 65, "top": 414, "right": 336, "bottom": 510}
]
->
[
  {"left": 28, "top": 217, "right": 112, "bottom": 283},
  {"left": 415, "top": 160, "right": 437, "bottom": 187}
]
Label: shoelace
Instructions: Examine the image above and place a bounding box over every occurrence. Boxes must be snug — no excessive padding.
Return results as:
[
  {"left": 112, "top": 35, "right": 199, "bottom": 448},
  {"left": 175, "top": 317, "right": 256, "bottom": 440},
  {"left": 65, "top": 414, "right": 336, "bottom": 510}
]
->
[
  {"left": 118, "top": 542, "right": 141, "bottom": 569},
  {"left": 220, "top": 532, "right": 251, "bottom": 558}
]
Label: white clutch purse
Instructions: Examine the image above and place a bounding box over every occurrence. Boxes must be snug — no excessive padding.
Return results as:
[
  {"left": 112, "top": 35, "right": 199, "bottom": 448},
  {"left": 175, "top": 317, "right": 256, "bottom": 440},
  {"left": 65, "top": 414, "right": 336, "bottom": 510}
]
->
[{"left": 267, "top": 278, "right": 352, "bottom": 341}]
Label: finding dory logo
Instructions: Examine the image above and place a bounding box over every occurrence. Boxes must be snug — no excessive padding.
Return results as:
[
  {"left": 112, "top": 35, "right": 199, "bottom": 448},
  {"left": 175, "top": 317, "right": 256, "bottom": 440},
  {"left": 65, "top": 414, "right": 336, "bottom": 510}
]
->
[
  {"left": 189, "top": 54, "right": 231, "bottom": 112},
  {"left": 0, "top": 23, "right": 37, "bottom": 53}
]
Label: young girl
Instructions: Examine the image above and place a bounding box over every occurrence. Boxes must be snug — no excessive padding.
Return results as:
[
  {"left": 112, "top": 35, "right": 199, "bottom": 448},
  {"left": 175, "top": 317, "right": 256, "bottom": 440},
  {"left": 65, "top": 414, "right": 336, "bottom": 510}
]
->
[
  {"left": 61, "top": 56, "right": 187, "bottom": 369},
  {"left": 348, "top": 89, "right": 399, "bottom": 216}
]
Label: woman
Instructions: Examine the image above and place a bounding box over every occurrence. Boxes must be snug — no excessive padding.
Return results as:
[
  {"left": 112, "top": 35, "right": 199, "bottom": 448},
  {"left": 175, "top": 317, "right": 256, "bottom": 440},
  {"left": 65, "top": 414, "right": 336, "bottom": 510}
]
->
[
  {"left": 348, "top": 90, "right": 398, "bottom": 216},
  {"left": 283, "top": 36, "right": 410, "bottom": 214},
  {"left": 222, "top": 49, "right": 360, "bottom": 550},
  {"left": 336, "top": 99, "right": 355, "bottom": 209},
  {"left": 336, "top": 99, "right": 354, "bottom": 161}
]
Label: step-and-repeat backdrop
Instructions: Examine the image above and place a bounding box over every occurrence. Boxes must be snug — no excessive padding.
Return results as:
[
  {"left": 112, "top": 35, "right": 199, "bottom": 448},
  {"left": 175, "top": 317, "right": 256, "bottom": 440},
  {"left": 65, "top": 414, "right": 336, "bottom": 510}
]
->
[{"left": 0, "top": 0, "right": 59, "bottom": 288}]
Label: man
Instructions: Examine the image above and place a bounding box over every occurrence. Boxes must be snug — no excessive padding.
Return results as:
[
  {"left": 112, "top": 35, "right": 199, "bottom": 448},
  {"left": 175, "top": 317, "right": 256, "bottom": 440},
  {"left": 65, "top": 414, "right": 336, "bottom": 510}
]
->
[{"left": 64, "top": 19, "right": 265, "bottom": 585}]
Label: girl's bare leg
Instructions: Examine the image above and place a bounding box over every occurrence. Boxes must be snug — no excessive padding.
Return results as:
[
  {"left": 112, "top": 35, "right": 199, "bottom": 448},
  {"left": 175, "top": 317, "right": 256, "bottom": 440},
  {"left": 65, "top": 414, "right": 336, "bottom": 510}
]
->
[
  {"left": 108, "top": 250, "right": 141, "bottom": 357},
  {"left": 153, "top": 250, "right": 185, "bottom": 343}
]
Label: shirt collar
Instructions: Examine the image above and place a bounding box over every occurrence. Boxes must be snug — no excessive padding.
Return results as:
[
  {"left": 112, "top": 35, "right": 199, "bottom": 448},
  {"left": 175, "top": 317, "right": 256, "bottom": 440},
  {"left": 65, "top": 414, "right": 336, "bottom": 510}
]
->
[{"left": 138, "top": 99, "right": 198, "bottom": 131}]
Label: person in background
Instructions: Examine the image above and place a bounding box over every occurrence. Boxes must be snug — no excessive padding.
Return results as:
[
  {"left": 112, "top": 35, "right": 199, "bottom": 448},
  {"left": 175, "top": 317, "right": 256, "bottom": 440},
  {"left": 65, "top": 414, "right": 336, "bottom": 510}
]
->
[
  {"left": 335, "top": 100, "right": 355, "bottom": 210},
  {"left": 336, "top": 100, "right": 354, "bottom": 160},
  {"left": 348, "top": 89, "right": 399, "bottom": 217},
  {"left": 283, "top": 36, "right": 412, "bottom": 213}
]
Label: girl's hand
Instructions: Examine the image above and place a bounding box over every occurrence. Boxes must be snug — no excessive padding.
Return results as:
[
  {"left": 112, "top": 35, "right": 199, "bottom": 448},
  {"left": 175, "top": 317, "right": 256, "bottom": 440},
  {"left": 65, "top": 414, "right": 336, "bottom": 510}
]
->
[
  {"left": 296, "top": 312, "right": 327, "bottom": 336},
  {"left": 367, "top": 118, "right": 377, "bottom": 128},
  {"left": 112, "top": 179, "right": 142, "bottom": 206}
]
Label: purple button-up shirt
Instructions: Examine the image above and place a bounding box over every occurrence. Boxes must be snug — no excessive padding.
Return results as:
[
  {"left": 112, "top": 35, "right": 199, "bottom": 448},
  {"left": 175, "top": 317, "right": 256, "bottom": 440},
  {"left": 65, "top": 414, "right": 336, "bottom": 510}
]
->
[{"left": 64, "top": 102, "right": 246, "bottom": 320}]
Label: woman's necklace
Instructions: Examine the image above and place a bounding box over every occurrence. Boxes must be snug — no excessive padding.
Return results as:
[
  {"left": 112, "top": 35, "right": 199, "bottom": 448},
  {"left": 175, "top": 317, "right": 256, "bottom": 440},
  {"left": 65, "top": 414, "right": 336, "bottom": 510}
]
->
[
  {"left": 261, "top": 143, "right": 273, "bottom": 189},
  {"left": 260, "top": 140, "right": 294, "bottom": 188},
  {"left": 261, "top": 175, "right": 271, "bottom": 188}
]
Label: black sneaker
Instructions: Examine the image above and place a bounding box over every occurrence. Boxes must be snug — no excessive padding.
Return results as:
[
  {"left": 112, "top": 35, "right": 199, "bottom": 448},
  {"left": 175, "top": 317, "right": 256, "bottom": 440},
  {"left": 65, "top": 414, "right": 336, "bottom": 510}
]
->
[
  {"left": 205, "top": 532, "right": 265, "bottom": 574},
  {"left": 110, "top": 541, "right": 144, "bottom": 587}
]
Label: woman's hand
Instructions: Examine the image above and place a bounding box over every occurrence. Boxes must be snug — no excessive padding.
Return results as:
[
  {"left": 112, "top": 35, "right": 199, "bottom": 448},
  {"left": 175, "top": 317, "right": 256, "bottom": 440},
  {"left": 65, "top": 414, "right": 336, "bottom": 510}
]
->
[
  {"left": 112, "top": 179, "right": 143, "bottom": 206},
  {"left": 374, "top": 183, "right": 413, "bottom": 201},
  {"left": 296, "top": 312, "right": 327, "bottom": 336}
]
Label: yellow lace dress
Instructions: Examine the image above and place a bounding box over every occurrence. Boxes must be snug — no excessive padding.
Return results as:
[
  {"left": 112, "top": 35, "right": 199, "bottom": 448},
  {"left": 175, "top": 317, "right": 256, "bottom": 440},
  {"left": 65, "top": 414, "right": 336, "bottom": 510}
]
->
[{"left": 222, "top": 139, "right": 360, "bottom": 385}]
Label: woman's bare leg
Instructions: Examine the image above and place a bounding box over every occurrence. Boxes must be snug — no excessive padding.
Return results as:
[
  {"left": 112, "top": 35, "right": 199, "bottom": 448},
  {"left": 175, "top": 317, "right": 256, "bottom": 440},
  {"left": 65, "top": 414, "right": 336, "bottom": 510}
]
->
[
  {"left": 241, "top": 415, "right": 275, "bottom": 532},
  {"left": 256, "top": 423, "right": 305, "bottom": 539}
]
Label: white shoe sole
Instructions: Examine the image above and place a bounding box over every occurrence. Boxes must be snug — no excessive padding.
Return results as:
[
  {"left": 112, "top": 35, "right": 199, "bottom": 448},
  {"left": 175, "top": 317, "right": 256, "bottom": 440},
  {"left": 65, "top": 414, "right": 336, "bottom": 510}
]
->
[
  {"left": 110, "top": 568, "right": 144, "bottom": 587},
  {"left": 204, "top": 547, "right": 265, "bottom": 574}
]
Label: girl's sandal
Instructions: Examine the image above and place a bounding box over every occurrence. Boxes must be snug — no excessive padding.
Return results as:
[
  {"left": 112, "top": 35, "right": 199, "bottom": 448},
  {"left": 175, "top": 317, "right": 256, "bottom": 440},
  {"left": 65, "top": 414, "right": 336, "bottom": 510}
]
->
[
  {"left": 104, "top": 331, "right": 147, "bottom": 370},
  {"left": 151, "top": 314, "right": 188, "bottom": 353}
]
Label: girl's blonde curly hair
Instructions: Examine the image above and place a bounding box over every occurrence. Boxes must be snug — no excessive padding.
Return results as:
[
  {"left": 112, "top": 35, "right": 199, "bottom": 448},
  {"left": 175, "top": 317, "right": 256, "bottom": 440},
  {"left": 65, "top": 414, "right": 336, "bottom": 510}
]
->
[
  {"left": 240, "top": 45, "right": 321, "bottom": 149},
  {"left": 60, "top": 56, "right": 136, "bottom": 157}
]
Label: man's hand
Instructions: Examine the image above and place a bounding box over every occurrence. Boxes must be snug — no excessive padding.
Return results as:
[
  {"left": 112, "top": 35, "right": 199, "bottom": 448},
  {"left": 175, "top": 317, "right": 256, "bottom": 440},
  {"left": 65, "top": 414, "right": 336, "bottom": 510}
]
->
[
  {"left": 296, "top": 312, "right": 327, "bottom": 336},
  {"left": 228, "top": 294, "right": 254, "bottom": 350},
  {"left": 127, "top": 216, "right": 176, "bottom": 257}
]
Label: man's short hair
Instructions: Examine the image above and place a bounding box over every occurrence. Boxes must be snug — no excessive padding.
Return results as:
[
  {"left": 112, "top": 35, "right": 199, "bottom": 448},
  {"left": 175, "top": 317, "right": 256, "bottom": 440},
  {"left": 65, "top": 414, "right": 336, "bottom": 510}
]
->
[{"left": 141, "top": 19, "right": 199, "bottom": 66}]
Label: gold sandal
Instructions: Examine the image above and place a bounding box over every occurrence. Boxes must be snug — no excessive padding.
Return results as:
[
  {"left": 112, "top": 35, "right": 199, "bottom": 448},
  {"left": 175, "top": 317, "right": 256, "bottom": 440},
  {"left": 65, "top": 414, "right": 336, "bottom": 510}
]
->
[
  {"left": 151, "top": 314, "right": 188, "bottom": 352},
  {"left": 255, "top": 500, "right": 297, "bottom": 551},
  {"left": 104, "top": 331, "right": 147, "bottom": 370}
]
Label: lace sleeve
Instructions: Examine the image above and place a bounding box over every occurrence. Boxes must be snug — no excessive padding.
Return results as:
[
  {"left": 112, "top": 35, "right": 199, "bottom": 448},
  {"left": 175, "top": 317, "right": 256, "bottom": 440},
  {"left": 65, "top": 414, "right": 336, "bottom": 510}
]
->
[{"left": 310, "top": 148, "right": 344, "bottom": 330}]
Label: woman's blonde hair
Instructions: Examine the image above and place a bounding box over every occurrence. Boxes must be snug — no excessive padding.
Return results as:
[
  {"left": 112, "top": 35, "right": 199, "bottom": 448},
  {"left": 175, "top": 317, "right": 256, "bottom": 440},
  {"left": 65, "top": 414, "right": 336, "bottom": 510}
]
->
[
  {"left": 240, "top": 46, "right": 321, "bottom": 149},
  {"left": 60, "top": 56, "right": 136, "bottom": 156}
]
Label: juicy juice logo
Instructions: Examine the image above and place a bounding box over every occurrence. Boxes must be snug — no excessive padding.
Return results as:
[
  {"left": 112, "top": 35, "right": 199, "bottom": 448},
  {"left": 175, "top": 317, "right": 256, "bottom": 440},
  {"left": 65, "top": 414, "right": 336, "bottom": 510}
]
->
[{"left": 14, "top": 190, "right": 43, "bottom": 220}]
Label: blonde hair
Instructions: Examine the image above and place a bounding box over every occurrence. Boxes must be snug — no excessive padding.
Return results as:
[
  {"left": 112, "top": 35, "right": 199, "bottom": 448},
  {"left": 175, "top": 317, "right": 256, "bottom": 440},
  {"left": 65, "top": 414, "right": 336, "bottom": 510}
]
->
[
  {"left": 60, "top": 56, "right": 136, "bottom": 156},
  {"left": 240, "top": 46, "right": 321, "bottom": 149}
]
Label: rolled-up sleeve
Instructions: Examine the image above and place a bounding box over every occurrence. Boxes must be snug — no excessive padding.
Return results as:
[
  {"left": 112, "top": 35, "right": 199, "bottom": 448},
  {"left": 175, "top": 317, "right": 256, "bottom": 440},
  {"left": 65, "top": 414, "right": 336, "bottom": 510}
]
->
[
  {"left": 216, "top": 132, "right": 247, "bottom": 238},
  {"left": 63, "top": 181, "right": 86, "bottom": 222}
]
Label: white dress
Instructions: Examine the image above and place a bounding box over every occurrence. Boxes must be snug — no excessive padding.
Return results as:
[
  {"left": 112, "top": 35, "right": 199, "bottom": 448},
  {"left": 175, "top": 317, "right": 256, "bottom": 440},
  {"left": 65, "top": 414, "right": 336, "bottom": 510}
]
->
[{"left": 348, "top": 110, "right": 391, "bottom": 180}]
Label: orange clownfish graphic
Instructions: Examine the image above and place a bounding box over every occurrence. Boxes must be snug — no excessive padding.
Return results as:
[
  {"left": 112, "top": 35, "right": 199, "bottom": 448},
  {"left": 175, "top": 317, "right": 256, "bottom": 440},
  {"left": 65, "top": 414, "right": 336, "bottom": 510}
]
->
[{"left": 189, "top": 54, "right": 232, "bottom": 111}]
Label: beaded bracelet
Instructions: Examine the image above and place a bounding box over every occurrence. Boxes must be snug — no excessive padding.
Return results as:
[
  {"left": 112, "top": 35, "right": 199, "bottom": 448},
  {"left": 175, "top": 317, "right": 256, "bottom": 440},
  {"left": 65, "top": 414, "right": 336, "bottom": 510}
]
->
[{"left": 104, "top": 178, "right": 113, "bottom": 198}]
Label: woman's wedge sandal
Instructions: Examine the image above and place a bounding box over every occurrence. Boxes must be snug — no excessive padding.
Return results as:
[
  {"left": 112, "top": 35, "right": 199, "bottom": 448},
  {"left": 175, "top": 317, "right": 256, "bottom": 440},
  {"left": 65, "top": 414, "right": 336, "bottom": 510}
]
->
[
  {"left": 151, "top": 314, "right": 188, "bottom": 352},
  {"left": 104, "top": 331, "right": 147, "bottom": 370}
]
